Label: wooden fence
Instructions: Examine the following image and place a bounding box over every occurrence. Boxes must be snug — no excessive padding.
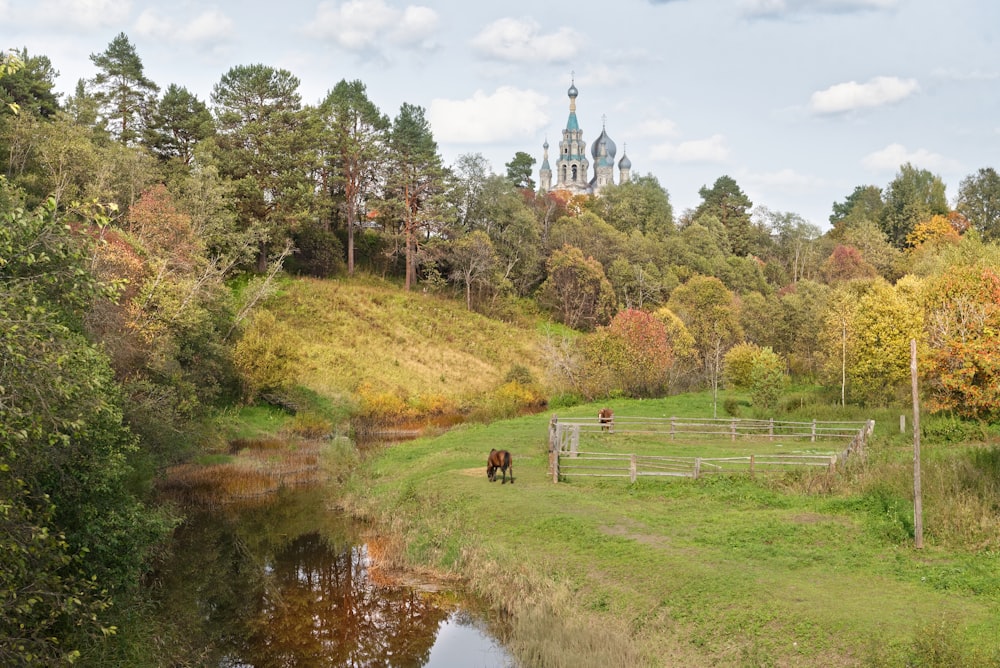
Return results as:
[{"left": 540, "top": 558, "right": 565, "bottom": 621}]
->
[{"left": 547, "top": 416, "right": 875, "bottom": 483}]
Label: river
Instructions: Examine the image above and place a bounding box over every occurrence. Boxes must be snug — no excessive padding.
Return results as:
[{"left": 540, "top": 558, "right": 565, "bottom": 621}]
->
[{"left": 151, "top": 483, "right": 515, "bottom": 667}]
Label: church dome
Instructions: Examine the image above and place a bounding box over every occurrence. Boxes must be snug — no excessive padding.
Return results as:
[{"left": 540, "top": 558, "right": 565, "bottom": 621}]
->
[
  {"left": 568, "top": 82, "right": 578, "bottom": 98},
  {"left": 591, "top": 127, "right": 617, "bottom": 167},
  {"left": 618, "top": 152, "right": 631, "bottom": 169}
]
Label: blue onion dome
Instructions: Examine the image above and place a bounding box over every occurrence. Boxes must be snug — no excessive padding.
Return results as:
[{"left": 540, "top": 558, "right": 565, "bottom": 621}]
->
[
  {"left": 543, "top": 139, "right": 549, "bottom": 149},
  {"left": 568, "top": 82, "right": 578, "bottom": 98},
  {"left": 591, "top": 127, "right": 617, "bottom": 166},
  {"left": 618, "top": 152, "right": 631, "bottom": 169}
]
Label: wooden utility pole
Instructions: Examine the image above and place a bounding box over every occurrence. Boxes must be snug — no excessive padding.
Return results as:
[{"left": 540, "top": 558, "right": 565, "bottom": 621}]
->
[{"left": 911, "top": 339, "right": 924, "bottom": 549}]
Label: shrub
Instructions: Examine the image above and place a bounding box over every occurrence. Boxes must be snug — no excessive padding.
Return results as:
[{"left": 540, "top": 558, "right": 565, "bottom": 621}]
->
[
  {"left": 723, "top": 342, "right": 760, "bottom": 389},
  {"left": 749, "top": 347, "right": 787, "bottom": 410},
  {"left": 232, "top": 310, "right": 301, "bottom": 403},
  {"left": 287, "top": 223, "right": 345, "bottom": 278}
]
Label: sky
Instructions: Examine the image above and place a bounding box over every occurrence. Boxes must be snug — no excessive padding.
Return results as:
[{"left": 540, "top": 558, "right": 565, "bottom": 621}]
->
[{"left": 3, "top": 0, "right": 999, "bottom": 229}]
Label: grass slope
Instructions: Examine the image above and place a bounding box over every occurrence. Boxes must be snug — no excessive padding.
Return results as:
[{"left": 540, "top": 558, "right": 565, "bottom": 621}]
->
[
  {"left": 271, "top": 276, "right": 551, "bottom": 407},
  {"left": 342, "top": 397, "right": 1000, "bottom": 668}
]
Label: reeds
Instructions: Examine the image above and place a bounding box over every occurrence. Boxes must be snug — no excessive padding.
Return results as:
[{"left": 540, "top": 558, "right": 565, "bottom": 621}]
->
[{"left": 160, "top": 438, "right": 329, "bottom": 505}]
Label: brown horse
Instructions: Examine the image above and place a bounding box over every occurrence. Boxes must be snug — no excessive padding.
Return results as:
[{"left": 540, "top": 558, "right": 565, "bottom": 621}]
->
[
  {"left": 598, "top": 408, "right": 614, "bottom": 432},
  {"left": 486, "top": 448, "right": 513, "bottom": 484}
]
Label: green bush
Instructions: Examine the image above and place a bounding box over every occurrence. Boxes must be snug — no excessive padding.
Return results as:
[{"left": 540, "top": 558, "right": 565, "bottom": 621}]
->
[{"left": 232, "top": 310, "right": 301, "bottom": 403}]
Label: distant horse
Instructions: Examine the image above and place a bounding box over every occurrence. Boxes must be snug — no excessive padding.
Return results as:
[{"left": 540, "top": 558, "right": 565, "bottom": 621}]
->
[
  {"left": 598, "top": 408, "right": 614, "bottom": 432},
  {"left": 486, "top": 448, "right": 514, "bottom": 484}
]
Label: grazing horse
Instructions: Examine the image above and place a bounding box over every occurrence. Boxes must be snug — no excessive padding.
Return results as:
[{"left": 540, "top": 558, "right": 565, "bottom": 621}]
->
[
  {"left": 598, "top": 408, "right": 614, "bottom": 432},
  {"left": 486, "top": 448, "right": 514, "bottom": 484}
]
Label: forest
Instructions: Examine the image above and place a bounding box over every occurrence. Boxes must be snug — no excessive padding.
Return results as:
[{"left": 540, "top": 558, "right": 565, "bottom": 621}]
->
[{"left": 2, "top": 33, "right": 1000, "bottom": 664}]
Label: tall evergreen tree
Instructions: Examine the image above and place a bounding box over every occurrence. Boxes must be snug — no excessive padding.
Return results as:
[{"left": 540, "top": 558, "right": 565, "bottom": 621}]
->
[
  {"left": 0, "top": 48, "right": 60, "bottom": 118},
  {"left": 693, "top": 175, "right": 754, "bottom": 255},
  {"left": 145, "top": 84, "right": 214, "bottom": 165},
  {"left": 318, "top": 80, "right": 389, "bottom": 275},
  {"left": 89, "top": 32, "right": 159, "bottom": 144},
  {"left": 211, "top": 64, "right": 314, "bottom": 272},
  {"left": 879, "top": 163, "right": 949, "bottom": 248},
  {"left": 383, "top": 103, "right": 449, "bottom": 290}
]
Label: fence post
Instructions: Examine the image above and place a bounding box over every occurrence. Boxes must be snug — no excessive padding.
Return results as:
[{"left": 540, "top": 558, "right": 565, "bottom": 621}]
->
[
  {"left": 694, "top": 458, "right": 701, "bottom": 479},
  {"left": 731, "top": 418, "right": 737, "bottom": 441},
  {"left": 749, "top": 453, "right": 755, "bottom": 477},
  {"left": 630, "top": 454, "right": 637, "bottom": 483},
  {"left": 670, "top": 417, "right": 675, "bottom": 440},
  {"left": 769, "top": 418, "right": 774, "bottom": 441},
  {"left": 828, "top": 455, "right": 837, "bottom": 476},
  {"left": 900, "top": 414, "right": 906, "bottom": 433},
  {"left": 549, "top": 416, "right": 558, "bottom": 453},
  {"left": 811, "top": 419, "right": 817, "bottom": 442},
  {"left": 551, "top": 449, "right": 559, "bottom": 483},
  {"left": 571, "top": 425, "right": 579, "bottom": 457}
]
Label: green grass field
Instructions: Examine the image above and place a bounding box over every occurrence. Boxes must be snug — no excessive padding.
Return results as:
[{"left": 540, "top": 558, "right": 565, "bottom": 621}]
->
[{"left": 340, "top": 395, "right": 1000, "bottom": 667}]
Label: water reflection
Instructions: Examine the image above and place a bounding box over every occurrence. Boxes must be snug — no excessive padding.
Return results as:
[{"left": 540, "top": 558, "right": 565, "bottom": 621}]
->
[{"left": 152, "top": 486, "right": 514, "bottom": 667}]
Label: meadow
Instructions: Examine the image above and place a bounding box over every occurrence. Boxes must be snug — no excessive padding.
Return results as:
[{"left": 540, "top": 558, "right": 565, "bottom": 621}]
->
[{"left": 339, "top": 393, "right": 1000, "bottom": 667}]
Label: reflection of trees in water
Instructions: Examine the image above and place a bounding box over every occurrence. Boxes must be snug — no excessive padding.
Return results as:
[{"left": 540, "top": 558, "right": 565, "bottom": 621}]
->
[
  {"left": 152, "top": 489, "right": 452, "bottom": 667},
  {"left": 241, "top": 532, "right": 449, "bottom": 667}
]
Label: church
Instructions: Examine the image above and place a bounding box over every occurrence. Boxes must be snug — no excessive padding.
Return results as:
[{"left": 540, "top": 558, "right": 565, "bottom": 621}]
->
[{"left": 539, "top": 79, "right": 631, "bottom": 196}]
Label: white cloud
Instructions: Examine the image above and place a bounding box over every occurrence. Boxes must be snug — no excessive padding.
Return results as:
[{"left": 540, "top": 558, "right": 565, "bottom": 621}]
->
[
  {"left": 861, "top": 143, "right": 962, "bottom": 173},
  {"left": 634, "top": 119, "right": 679, "bottom": 138},
  {"left": 743, "top": 168, "right": 827, "bottom": 191},
  {"left": 180, "top": 10, "right": 236, "bottom": 44},
  {"left": 304, "top": 0, "right": 438, "bottom": 52},
  {"left": 428, "top": 87, "right": 549, "bottom": 143},
  {"left": 471, "top": 18, "right": 582, "bottom": 64},
  {"left": 134, "top": 8, "right": 234, "bottom": 47},
  {"left": 33, "top": 0, "right": 132, "bottom": 29},
  {"left": 134, "top": 9, "right": 174, "bottom": 39},
  {"left": 742, "top": 0, "right": 899, "bottom": 19},
  {"left": 650, "top": 134, "right": 729, "bottom": 163},
  {"left": 809, "top": 76, "right": 919, "bottom": 114}
]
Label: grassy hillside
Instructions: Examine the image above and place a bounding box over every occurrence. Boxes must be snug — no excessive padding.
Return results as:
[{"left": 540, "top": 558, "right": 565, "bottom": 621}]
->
[{"left": 269, "top": 275, "right": 557, "bottom": 413}]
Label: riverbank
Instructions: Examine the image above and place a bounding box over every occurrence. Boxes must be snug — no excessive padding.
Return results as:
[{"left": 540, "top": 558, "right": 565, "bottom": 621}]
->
[{"left": 339, "top": 398, "right": 1000, "bottom": 667}]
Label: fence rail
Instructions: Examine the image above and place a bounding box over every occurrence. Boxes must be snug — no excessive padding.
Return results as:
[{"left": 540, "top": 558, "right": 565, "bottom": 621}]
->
[
  {"left": 555, "top": 451, "right": 839, "bottom": 482},
  {"left": 547, "top": 415, "right": 875, "bottom": 484}
]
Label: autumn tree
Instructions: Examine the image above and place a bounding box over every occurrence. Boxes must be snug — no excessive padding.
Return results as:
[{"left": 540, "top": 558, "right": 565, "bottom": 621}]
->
[
  {"left": 581, "top": 308, "right": 675, "bottom": 397},
  {"left": 922, "top": 263, "right": 1000, "bottom": 419},
  {"left": 652, "top": 307, "right": 698, "bottom": 392},
  {"left": 821, "top": 278, "right": 923, "bottom": 405},
  {"left": 89, "top": 32, "right": 159, "bottom": 144},
  {"left": 906, "top": 214, "right": 961, "bottom": 248},
  {"left": 840, "top": 219, "right": 903, "bottom": 280},
  {"left": 667, "top": 275, "right": 743, "bottom": 416},
  {"left": 537, "top": 244, "right": 616, "bottom": 331},
  {"left": 723, "top": 342, "right": 760, "bottom": 389},
  {"left": 820, "top": 244, "right": 878, "bottom": 283}
]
